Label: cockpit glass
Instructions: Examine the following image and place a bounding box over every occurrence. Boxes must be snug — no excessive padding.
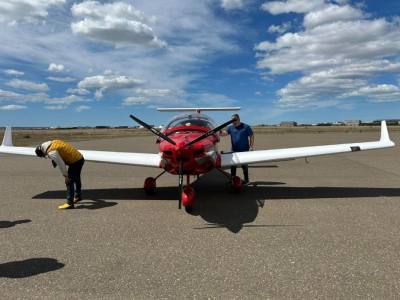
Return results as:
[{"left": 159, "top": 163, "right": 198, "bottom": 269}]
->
[{"left": 165, "top": 113, "right": 215, "bottom": 130}]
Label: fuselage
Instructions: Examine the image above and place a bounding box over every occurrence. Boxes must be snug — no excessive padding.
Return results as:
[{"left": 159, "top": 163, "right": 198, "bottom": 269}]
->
[{"left": 158, "top": 113, "right": 221, "bottom": 175}]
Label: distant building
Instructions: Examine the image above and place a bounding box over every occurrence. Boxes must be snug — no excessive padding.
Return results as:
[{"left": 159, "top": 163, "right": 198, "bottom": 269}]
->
[
  {"left": 280, "top": 121, "right": 297, "bottom": 127},
  {"left": 345, "top": 120, "right": 361, "bottom": 126}
]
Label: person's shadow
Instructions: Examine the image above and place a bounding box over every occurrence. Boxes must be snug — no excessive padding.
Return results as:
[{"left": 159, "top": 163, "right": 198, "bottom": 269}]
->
[
  {"left": 0, "top": 258, "right": 64, "bottom": 278},
  {"left": 0, "top": 219, "right": 31, "bottom": 229}
]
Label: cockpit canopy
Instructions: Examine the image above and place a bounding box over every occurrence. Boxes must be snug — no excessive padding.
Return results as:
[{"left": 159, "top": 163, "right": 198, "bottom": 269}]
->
[{"left": 165, "top": 113, "right": 215, "bottom": 130}]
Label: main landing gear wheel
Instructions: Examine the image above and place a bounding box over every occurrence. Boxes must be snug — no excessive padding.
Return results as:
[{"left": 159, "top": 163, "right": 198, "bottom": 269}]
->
[{"left": 144, "top": 177, "right": 156, "bottom": 195}]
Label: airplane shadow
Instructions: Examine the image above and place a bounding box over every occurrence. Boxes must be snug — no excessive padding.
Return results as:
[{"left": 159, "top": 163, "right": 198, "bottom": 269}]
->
[
  {"left": 0, "top": 258, "right": 64, "bottom": 278},
  {"left": 32, "top": 170, "right": 400, "bottom": 233},
  {"left": 0, "top": 219, "right": 31, "bottom": 229}
]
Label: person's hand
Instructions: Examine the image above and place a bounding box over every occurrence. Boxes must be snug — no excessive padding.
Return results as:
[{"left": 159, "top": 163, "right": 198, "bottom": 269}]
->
[{"left": 64, "top": 176, "right": 70, "bottom": 184}]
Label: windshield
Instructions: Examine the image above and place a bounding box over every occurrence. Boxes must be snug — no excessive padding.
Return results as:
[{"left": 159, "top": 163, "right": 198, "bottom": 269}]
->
[{"left": 165, "top": 113, "right": 215, "bottom": 130}]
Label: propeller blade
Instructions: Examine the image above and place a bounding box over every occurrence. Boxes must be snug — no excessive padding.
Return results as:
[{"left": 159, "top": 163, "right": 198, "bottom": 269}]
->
[
  {"left": 186, "top": 119, "right": 234, "bottom": 146},
  {"left": 130, "top": 114, "right": 176, "bottom": 145}
]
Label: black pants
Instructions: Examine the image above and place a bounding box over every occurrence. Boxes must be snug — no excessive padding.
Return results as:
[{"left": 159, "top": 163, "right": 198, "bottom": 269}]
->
[
  {"left": 231, "top": 165, "right": 249, "bottom": 182},
  {"left": 66, "top": 158, "right": 84, "bottom": 204}
]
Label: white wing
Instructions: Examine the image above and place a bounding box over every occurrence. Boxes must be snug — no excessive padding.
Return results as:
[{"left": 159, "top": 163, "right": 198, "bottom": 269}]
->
[
  {"left": 221, "top": 121, "right": 395, "bottom": 167},
  {"left": 0, "top": 127, "right": 162, "bottom": 168}
]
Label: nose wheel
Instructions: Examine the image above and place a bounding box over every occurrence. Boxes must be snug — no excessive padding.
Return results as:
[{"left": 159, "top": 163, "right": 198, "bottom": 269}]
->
[
  {"left": 231, "top": 175, "right": 243, "bottom": 193},
  {"left": 178, "top": 162, "right": 196, "bottom": 213}
]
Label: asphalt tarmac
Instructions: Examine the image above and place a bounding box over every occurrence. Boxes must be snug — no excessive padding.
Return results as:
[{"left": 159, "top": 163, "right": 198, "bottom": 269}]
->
[{"left": 1, "top": 130, "right": 400, "bottom": 299}]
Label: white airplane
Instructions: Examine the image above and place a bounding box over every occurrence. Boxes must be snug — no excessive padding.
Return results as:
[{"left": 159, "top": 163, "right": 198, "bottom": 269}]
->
[{"left": 0, "top": 108, "right": 395, "bottom": 213}]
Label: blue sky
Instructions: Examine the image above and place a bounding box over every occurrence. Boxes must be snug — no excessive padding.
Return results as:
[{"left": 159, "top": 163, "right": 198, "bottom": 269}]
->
[{"left": 0, "top": 0, "right": 399, "bottom": 127}]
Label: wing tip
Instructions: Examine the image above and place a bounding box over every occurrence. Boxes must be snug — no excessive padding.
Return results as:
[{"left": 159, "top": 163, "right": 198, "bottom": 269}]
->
[
  {"left": 1, "top": 126, "right": 13, "bottom": 147},
  {"left": 380, "top": 120, "right": 395, "bottom": 146}
]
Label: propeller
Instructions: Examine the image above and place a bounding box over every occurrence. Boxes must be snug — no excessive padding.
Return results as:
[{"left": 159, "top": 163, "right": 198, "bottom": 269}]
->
[
  {"left": 186, "top": 118, "right": 234, "bottom": 147},
  {"left": 130, "top": 114, "right": 176, "bottom": 145}
]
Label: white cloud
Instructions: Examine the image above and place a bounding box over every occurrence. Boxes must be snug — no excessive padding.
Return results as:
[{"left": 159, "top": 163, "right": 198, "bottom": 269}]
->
[
  {"left": 304, "top": 4, "right": 364, "bottom": 29},
  {"left": 0, "top": 104, "right": 27, "bottom": 111},
  {"left": 78, "top": 74, "right": 144, "bottom": 99},
  {"left": 44, "top": 94, "right": 88, "bottom": 106},
  {"left": 6, "top": 79, "right": 49, "bottom": 92},
  {"left": 135, "top": 88, "right": 174, "bottom": 97},
  {"left": 224, "top": 68, "right": 257, "bottom": 75},
  {"left": 221, "top": 0, "right": 246, "bottom": 10},
  {"left": 71, "top": 1, "right": 166, "bottom": 48},
  {"left": 67, "top": 88, "right": 90, "bottom": 95},
  {"left": 0, "top": 0, "right": 239, "bottom": 112},
  {"left": 48, "top": 63, "right": 65, "bottom": 72},
  {"left": 46, "top": 76, "right": 76, "bottom": 83},
  {"left": 45, "top": 105, "right": 67, "bottom": 110},
  {"left": 262, "top": 0, "right": 325, "bottom": 15},
  {"left": 4, "top": 69, "right": 24, "bottom": 76},
  {"left": 0, "top": 89, "right": 21, "bottom": 99},
  {"left": 268, "top": 22, "right": 291, "bottom": 34},
  {"left": 75, "top": 105, "right": 91, "bottom": 112},
  {"left": 344, "top": 84, "right": 400, "bottom": 102},
  {"left": 122, "top": 96, "right": 150, "bottom": 106},
  {"left": 257, "top": 0, "right": 400, "bottom": 107},
  {"left": 0, "top": 0, "right": 65, "bottom": 24}
]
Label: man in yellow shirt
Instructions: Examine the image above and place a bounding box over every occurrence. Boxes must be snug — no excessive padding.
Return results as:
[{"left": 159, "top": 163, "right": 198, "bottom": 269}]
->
[{"left": 35, "top": 140, "right": 85, "bottom": 210}]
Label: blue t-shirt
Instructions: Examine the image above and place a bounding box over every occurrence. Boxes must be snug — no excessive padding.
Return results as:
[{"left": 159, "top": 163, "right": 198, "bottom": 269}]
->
[{"left": 227, "top": 123, "right": 253, "bottom": 152}]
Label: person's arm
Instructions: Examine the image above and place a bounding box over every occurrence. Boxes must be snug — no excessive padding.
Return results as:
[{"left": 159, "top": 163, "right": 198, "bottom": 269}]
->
[
  {"left": 220, "top": 130, "right": 228, "bottom": 137},
  {"left": 248, "top": 126, "right": 255, "bottom": 151},
  {"left": 47, "top": 150, "right": 68, "bottom": 178},
  {"left": 249, "top": 133, "right": 255, "bottom": 150}
]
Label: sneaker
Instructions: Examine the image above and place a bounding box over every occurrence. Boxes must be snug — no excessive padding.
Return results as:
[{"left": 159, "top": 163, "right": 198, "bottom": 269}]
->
[
  {"left": 243, "top": 180, "right": 250, "bottom": 186},
  {"left": 73, "top": 196, "right": 82, "bottom": 204},
  {"left": 58, "top": 203, "right": 74, "bottom": 210}
]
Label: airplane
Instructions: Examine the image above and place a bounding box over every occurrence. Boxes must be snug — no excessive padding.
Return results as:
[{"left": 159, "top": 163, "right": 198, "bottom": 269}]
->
[{"left": 0, "top": 107, "right": 396, "bottom": 213}]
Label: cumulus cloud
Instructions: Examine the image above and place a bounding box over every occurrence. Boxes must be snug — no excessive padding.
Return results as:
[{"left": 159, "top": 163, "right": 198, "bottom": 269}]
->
[
  {"left": 46, "top": 76, "right": 76, "bottom": 83},
  {"left": 0, "top": 104, "right": 27, "bottom": 111},
  {"left": 45, "top": 105, "right": 67, "bottom": 110},
  {"left": 77, "top": 74, "right": 144, "bottom": 99},
  {"left": 6, "top": 79, "right": 49, "bottom": 92},
  {"left": 4, "top": 69, "right": 24, "bottom": 76},
  {"left": 122, "top": 96, "right": 150, "bottom": 106},
  {"left": 221, "top": 0, "right": 246, "bottom": 10},
  {"left": 66, "top": 88, "right": 90, "bottom": 95},
  {"left": 0, "top": 89, "right": 21, "bottom": 99},
  {"left": 0, "top": 0, "right": 65, "bottom": 24},
  {"left": 48, "top": 63, "right": 65, "bottom": 72},
  {"left": 257, "top": 0, "right": 400, "bottom": 107},
  {"left": 262, "top": 0, "right": 325, "bottom": 15},
  {"left": 75, "top": 105, "right": 91, "bottom": 112},
  {"left": 267, "top": 22, "right": 291, "bottom": 34},
  {"left": 135, "top": 88, "right": 173, "bottom": 97},
  {"left": 71, "top": 1, "right": 166, "bottom": 48}
]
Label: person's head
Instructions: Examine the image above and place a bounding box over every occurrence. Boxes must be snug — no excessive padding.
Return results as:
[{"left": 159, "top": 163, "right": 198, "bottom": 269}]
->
[
  {"left": 35, "top": 145, "right": 45, "bottom": 158},
  {"left": 232, "top": 114, "right": 241, "bottom": 127}
]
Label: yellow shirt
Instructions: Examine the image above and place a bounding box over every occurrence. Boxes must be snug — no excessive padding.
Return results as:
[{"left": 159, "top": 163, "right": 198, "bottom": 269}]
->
[{"left": 46, "top": 140, "right": 83, "bottom": 165}]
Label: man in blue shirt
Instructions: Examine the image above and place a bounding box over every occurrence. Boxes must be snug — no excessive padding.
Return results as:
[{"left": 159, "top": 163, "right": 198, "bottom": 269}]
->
[{"left": 223, "top": 114, "right": 255, "bottom": 184}]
